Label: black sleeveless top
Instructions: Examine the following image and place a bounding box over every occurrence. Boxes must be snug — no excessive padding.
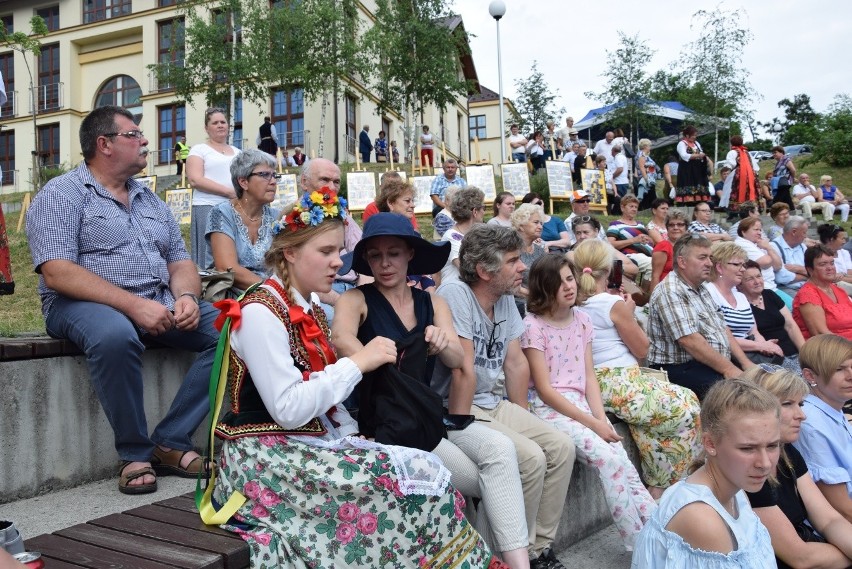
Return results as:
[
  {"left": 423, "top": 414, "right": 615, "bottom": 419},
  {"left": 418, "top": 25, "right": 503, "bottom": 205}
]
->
[{"left": 356, "top": 283, "right": 436, "bottom": 383}]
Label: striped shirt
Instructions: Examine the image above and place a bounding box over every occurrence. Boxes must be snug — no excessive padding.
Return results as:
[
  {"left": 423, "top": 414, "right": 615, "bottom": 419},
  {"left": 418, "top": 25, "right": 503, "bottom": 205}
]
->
[{"left": 705, "top": 282, "right": 755, "bottom": 338}]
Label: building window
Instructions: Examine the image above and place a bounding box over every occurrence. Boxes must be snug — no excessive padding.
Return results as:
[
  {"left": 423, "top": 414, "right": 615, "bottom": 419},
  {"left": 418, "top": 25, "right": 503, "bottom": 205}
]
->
[
  {"left": 0, "top": 129, "right": 14, "bottom": 186},
  {"left": 94, "top": 75, "right": 142, "bottom": 123},
  {"left": 158, "top": 0, "right": 176, "bottom": 6},
  {"left": 157, "top": 104, "right": 185, "bottom": 166},
  {"left": 272, "top": 88, "right": 304, "bottom": 148},
  {"left": 36, "top": 6, "right": 60, "bottom": 32},
  {"left": 345, "top": 95, "right": 356, "bottom": 156},
  {"left": 468, "top": 115, "right": 486, "bottom": 139},
  {"left": 0, "top": 53, "right": 13, "bottom": 118},
  {"left": 38, "top": 123, "right": 60, "bottom": 166},
  {"left": 1, "top": 15, "right": 12, "bottom": 35},
  {"left": 83, "top": 0, "right": 132, "bottom": 24},
  {"left": 155, "top": 18, "right": 184, "bottom": 91},
  {"left": 37, "top": 43, "right": 60, "bottom": 113}
]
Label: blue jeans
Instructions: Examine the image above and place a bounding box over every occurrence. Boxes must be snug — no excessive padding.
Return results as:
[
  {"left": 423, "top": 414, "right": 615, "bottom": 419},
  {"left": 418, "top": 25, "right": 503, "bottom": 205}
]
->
[
  {"left": 46, "top": 297, "right": 220, "bottom": 462},
  {"left": 616, "top": 183, "right": 631, "bottom": 198},
  {"left": 513, "top": 152, "right": 526, "bottom": 163}
]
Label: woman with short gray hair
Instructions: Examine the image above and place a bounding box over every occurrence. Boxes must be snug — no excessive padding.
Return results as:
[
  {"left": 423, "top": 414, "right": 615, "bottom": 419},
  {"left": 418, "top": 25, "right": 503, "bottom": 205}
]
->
[
  {"left": 511, "top": 203, "right": 547, "bottom": 316},
  {"left": 205, "top": 148, "right": 280, "bottom": 294},
  {"left": 441, "top": 187, "right": 486, "bottom": 285}
]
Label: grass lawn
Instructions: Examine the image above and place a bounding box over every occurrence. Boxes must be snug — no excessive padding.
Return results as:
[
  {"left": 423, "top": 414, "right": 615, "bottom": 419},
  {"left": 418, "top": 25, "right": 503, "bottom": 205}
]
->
[{"left": 0, "top": 155, "right": 844, "bottom": 337}]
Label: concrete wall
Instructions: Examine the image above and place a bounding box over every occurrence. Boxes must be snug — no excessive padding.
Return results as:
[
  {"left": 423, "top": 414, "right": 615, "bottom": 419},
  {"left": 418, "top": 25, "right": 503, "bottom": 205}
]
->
[{"left": 0, "top": 349, "right": 202, "bottom": 503}]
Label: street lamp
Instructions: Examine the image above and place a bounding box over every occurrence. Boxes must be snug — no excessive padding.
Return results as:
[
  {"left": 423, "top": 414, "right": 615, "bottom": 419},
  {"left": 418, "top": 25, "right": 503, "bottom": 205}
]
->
[{"left": 488, "top": 0, "right": 507, "bottom": 164}]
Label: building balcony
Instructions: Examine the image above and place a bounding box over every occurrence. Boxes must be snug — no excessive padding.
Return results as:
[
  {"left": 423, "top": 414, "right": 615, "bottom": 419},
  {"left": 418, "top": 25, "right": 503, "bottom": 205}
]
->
[
  {"left": 148, "top": 61, "right": 184, "bottom": 94},
  {"left": 0, "top": 91, "right": 16, "bottom": 119},
  {"left": 30, "top": 83, "right": 64, "bottom": 114}
]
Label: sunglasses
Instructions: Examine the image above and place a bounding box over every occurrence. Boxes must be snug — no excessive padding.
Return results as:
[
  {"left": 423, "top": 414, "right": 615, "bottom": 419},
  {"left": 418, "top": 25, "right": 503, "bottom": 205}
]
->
[
  {"left": 758, "top": 363, "right": 784, "bottom": 374},
  {"left": 486, "top": 319, "right": 506, "bottom": 359}
]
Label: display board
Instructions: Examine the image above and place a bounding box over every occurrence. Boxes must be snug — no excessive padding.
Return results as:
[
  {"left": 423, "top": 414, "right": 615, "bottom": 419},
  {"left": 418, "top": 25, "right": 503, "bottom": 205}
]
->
[
  {"left": 500, "top": 162, "right": 531, "bottom": 198},
  {"left": 545, "top": 161, "right": 572, "bottom": 198},
  {"left": 464, "top": 165, "right": 497, "bottom": 202},
  {"left": 165, "top": 188, "right": 192, "bottom": 225},
  {"left": 580, "top": 168, "right": 608, "bottom": 207},
  {"left": 345, "top": 172, "right": 378, "bottom": 210},
  {"left": 411, "top": 176, "right": 436, "bottom": 214},
  {"left": 134, "top": 175, "right": 157, "bottom": 193},
  {"left": 271, "top": 174, "right": 299, "bottom": 209}
]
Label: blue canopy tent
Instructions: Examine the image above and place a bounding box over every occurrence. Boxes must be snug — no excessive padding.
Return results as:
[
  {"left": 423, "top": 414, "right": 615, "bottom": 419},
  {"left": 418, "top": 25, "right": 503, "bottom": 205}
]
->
[{"left": 574, "top": 101, "right": 698, "bottom": 150}]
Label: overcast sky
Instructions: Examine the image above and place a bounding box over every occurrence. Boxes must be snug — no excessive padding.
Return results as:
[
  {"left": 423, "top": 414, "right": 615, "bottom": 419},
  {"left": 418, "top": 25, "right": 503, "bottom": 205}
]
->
[{"left": 451, "top": 0, "right": 851, "bottom": 138}]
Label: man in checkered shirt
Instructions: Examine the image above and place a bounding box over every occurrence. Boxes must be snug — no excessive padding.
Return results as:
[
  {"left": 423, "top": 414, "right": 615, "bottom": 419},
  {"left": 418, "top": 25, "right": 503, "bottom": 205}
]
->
[{"left": 26, "top": 106, "right": 219, "bottom": 495}]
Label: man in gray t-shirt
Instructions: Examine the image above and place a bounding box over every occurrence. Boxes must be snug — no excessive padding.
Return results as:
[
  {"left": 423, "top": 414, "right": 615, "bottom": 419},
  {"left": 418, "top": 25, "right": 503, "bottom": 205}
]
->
[{"left": 432, "top": 224, "right": 575, "bottom": 565}]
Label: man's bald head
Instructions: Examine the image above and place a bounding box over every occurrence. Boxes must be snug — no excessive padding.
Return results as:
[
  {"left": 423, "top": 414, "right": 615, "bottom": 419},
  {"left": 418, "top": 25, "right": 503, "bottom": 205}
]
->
[{"left": 301, "top": 158, "right": 341, "bottom": 192}]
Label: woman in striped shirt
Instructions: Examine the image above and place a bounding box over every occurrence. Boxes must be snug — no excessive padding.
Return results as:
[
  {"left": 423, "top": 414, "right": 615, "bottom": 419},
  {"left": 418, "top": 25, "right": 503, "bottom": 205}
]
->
[{"left": 705, "top": 241, "right": 785, "bottom": 364}]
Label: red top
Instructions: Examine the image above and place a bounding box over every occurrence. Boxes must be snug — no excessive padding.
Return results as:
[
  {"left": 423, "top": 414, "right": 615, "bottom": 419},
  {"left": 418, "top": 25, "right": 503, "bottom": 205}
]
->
[
  {"left": 792, "top": 281, "right": 852, "bottom": 340},
  {"left": 652, "top": 240, "right": 674, "bottom": 283},
  {"left": 362, "top": 202, "right": 419, "bottom": 231}
]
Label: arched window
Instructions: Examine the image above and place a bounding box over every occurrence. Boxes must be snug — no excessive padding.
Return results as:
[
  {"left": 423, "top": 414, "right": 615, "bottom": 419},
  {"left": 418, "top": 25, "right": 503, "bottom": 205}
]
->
[{"left": 94, "top": 75, "right": 142, "bottom": 122}]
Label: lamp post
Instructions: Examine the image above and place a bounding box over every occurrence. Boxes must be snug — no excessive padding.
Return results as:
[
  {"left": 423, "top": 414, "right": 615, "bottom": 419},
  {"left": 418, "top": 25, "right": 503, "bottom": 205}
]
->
[{"left": 488, "top": 0, "right": 506, "bottom": 164}]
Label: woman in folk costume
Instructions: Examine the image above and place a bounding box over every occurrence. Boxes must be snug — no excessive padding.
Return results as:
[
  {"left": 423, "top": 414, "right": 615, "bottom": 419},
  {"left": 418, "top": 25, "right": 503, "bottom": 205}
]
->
[
  {"left": 200, "top": 189, "right": 505, "bottom": 568},
  {"left": 720, "top": 135, "right": 760, "bottom": 213}
]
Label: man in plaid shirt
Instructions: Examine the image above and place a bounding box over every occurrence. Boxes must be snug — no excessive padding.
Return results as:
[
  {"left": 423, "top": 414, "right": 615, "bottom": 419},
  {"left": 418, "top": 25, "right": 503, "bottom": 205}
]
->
[{"left": 27, "top": 106, "right": 219, "bottom": 495}]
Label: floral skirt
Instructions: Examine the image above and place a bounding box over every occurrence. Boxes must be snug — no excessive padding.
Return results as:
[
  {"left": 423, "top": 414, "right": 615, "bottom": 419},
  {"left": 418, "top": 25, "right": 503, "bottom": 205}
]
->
[
  {"left": 596, "top": 366, "right": 702, "bottom": 488},
  {"left": 213, "top": 434, "right": 497, "bottom": 569},
  {"left": 0, "top": 206, "right": 13, "bottom": 295}
]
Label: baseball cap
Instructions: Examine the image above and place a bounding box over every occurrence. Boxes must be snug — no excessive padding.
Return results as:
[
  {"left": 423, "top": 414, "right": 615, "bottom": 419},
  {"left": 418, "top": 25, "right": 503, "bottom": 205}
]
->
[
  {"left": 568, "top": 128, "right": 579, "bottom": 135},
  {"left": 571, "top": 190, "right": 590, "bottom": 202}
]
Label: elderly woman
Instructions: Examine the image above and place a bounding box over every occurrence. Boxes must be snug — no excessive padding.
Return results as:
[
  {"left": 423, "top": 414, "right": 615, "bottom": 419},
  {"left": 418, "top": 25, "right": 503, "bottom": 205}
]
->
[
  {"left": 772, "top": 145, "right": 797, "bottom": 209},
  {"left": 706, "top": 242, "right": 785, "bottom": 365},
  {"left": 735, "top": 216, "right": 788, "bottom": 306},
  {"left": 688, "top": 202, "right": 732, "bottom": 242},
  {"left": 574, "top": 239, "right": 701, "bottom": 500},
  {"left": 488, "top": 192, "right": 515, "bottom": 228},
  {"left": 568, "top": 216, "right": 640, "bottom": 283},
  {"left": 737, "top": 260, "right": 805, "bottom": 374},
  {"left": 607, "top": 195, "right": 653, "bottom": 284},
  {"left": 818, "top": 223, "right": 852, "bottom": 296},
  {"left": 646, "top": 199, "right": 670, "bottom": 244},
  {"left": 636, "top": 138, "right": 659, "bottom": 209},
  {"left": 819, "top": 175, "right": 850, "bottom": 222},
  {"left": 522, "top": 192, "right": 570, "bottom": 251},
  {"left": 511, "top": 202, "right": 546, "bottom": 317},
  {"left": 187, "top": 107, "right": 241, "bottom": 266},
  {"left": 650, "top": 211, "right": 688, "bottom": 290},
  {"left": 205, "top": 149, "right": 279, "bottom": 295},
  {"left": 743, "top": 364, "right": 852, "bottom": 569},
  {"left": 441, "top": 187, "right": 485, "bottom": 285},
  {"left": 766, "top": 202, "right": 792, "bottom": 241},
  {"left": 793, "top": 244, "right": 852, "bottom": 340}
]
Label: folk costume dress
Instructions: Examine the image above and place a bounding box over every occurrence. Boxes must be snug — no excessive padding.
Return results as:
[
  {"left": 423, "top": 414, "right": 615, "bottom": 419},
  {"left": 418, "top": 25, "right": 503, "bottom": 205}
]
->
[
  {"left": 675, "top": 139, "right": 711, "bottom": 205},
  {"left": 208, "top": 276, "right": 498, "bottom": 568},
  {"left": 0, "top": 204, "right": 12, "bottom": 294}
]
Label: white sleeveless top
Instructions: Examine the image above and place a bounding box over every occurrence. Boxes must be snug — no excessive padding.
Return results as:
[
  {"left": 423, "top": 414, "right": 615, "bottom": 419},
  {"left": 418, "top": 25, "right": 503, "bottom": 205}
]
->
[{"left": 578, "top": 293, "right": 637, "bottom": 368}]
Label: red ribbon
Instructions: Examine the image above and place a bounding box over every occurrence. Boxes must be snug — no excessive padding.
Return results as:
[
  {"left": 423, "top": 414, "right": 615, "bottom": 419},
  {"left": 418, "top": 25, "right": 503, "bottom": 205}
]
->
[{"left": 213, "top": 298, "right": 242, "bottom": 332}]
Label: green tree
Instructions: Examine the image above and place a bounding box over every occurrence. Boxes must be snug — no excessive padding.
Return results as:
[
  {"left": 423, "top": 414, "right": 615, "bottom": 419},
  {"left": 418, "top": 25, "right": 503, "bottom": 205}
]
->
[
  {"left": 364, "top": 0, "right": 471, "bottom": 158},
  {"left": 510, "top": 61, "right": 565, "bottom": 136},
  {"left": 0, "top": 16, "right": 48, "bottom": 190},
  {"left": 812, "top": 94, "right": 852, "bottom": 167},
  {"left": 760, "top": 94, "right": 821, "bottom": 146},
  {"left": 585, "top": 32, "right": 661, "bottom": 140},
  {"left": 677, "top": 5, "right": 758, "bottom": 162}
]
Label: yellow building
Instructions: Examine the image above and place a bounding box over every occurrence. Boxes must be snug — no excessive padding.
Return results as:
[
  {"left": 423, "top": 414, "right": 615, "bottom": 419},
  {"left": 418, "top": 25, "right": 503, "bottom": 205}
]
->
[
  {"left": 0, "top": 0, "right": 478, "bottom": 195},
  {"left": 467, "top": 84, "right": 517, "bottom": 167}
]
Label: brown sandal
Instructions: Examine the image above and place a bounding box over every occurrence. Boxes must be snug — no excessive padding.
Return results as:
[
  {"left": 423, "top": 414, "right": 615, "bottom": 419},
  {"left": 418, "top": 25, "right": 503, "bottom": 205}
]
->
[
  {"left": 151, "top": 447, "right": 208, "bottom": 478},
  {"left": 118, "top": 462, "right": 157, "bottom": 495}
]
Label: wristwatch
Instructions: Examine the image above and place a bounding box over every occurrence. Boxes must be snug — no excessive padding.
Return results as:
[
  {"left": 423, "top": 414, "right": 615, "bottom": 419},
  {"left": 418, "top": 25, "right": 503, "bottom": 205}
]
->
[{"left": 179, "top": 292, "right": 200, "bottom": 305}]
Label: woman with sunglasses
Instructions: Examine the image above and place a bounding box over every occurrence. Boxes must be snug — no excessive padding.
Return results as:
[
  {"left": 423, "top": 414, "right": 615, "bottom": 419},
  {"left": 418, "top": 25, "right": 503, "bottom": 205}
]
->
[
  {"left": 794, "top": 336, "right": 852, "bottom": 525},
  {"left": 206, "top": 150, "right": 279, "bottom": 295},
  {"left": 187, "top": 107, "right": 241, "bottom": 267},
  {"left": 742, "top": 363, "right": 852, "bottom": 569},
  {"left": 574, "top": 239, "right": 700, "bottom": 500},
  {"left": 649, "top": 211, "right": 688, "bottom": 290},
  {"left": 707, "top": 242, "right": 785, "bottom": 365},
  {"left": 818, "top": 223, "right": 852, "bottom": 296},
  {"left": 523, "top": 253, "right": 655, "bottom": 550}
]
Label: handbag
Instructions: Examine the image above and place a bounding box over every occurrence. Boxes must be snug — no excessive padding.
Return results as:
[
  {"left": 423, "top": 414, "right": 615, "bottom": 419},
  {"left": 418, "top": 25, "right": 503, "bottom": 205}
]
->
[
  {"left": 199, "top": 268, "right": 236, "bottom": 302},
  {"left": 357, "top": 332, "right": 446, "bottom": 451}
]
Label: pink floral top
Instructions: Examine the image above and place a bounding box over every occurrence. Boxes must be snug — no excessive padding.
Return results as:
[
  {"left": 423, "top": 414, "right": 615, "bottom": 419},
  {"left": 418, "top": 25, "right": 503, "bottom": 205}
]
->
[{"left": 521, "top": 308, "right": 594, "bottom": 396}]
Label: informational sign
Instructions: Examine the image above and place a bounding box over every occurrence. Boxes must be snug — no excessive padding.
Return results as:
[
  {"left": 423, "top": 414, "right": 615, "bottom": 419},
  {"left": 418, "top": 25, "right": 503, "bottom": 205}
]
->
[
  {"left": 411, "top": 176, "right": 436, "bottom": 214},
  {"left": 580, "top": 168, "right": 608, "bottom": 206},
  {"left": 465, "top": 165, "right": 496, "bottom": 202},
  {"left": 134, "top": 175, "right": 157, "bottom": 193},
  {"left": 345, "top": 172, "right": 378, "bottom": 211},
  {"left": 272, "top": 174, "right": 299, "bottom": 209},
  {"left": 165, "top": 188, "right": 192, "bottom": 225},
  {"left": 500, "top": 162, "right": 531, "bottom": 198},
  {"left": 545, "top": 161, "right": 572, "bottom": 198}
]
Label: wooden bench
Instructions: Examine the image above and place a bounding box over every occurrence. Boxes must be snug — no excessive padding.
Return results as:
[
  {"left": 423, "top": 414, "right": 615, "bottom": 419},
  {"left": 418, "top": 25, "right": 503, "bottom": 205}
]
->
[{"left": 25, "top": 493, "right": 249, "bottom": 569}]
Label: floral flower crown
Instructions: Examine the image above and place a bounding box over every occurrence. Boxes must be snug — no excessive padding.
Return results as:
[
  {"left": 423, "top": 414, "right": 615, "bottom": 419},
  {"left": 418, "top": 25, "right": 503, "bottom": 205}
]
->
[{"left": 272, "top": 188, "right": 348, "bottom": 235}]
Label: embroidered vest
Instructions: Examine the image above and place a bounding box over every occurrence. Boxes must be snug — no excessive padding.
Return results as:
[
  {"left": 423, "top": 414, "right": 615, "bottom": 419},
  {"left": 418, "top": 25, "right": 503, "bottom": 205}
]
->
[{"left": 214, "top": 287, "right": 331, "bottom": 440}]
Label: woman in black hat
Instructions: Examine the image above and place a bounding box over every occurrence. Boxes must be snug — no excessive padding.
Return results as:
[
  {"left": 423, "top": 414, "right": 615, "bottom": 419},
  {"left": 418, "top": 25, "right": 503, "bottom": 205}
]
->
[{"left": 332, "top": 212, "right": 533, "bottom": 568}]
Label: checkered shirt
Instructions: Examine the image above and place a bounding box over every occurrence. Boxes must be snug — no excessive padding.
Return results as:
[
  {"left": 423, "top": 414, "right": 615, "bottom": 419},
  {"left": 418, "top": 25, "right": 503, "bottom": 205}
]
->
[
  {"left": 27, "top": 162, "right": 190, "bottom": 318},
  {"left": 429, "top": 174, "right": 467, "bottom": 202},
  {"left": 647, "top": 270, "right": 731, "bottom": 364}
]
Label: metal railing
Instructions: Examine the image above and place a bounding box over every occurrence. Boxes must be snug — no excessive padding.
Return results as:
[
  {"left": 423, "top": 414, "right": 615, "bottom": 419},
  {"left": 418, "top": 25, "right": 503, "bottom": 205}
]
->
[
  {"left": 274, "top": 129, "right": 310, "bottom": 151},
  {"left": 0, "top": 91, "right": 16, "bottom": 118},
  {"left": 344, "top": 134, "right": 356, "bottom": 157},
  {"left": 30, "top": 82, "right": 63, "bottom": 114},
  {"left": 0, "top": 169, "right": 19, "bottom": 192},
  {"left": 147, "top": 61, "right": 184, "bottom": 93}
]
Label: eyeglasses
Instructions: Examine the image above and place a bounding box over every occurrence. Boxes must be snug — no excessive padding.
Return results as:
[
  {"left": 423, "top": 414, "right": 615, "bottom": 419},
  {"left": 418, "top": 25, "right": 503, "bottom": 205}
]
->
[
  {"left": 667, "top": 222, "right": 687, "bottom": 228},
  {"left": 486, "top": 319, "right": 506, "bottom": 359},
  {"left": 104, "top": 130, "right": 144, "bottom": 140},
  {"left": 695, "top": 208, "right": 711, "bottom": 213},
  {"left": 205, "top": 107, "right": 226, "bottom": 116},
  {"left": 248, "top": 171, "right": 281, "bottom": 181},
  {"left": 758, "top": 363, "right": 785, "bottom": 374},
  {"left": 726, "top": 261, "right": 745, "bottom": 269}
]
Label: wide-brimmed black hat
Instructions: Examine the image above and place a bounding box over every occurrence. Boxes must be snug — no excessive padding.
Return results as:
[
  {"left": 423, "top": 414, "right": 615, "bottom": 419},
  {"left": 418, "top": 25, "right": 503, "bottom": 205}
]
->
[{"left": 341, "top": 213, "right": 450, "bottom": 276}]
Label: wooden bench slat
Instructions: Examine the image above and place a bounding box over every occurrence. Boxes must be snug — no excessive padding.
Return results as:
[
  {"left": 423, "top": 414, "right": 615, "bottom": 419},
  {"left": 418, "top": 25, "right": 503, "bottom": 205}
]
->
[
  {"left": 87, "top": 514, "right": 249, "bottom": 569},
  {"left": 56, "top": 524, "right": 223, "bottom": 569},
  {"left": 26, "top": 534, "right": 180, "bottom": 569},
  {"left": 28, "top": 557, "right": 88, "bottom": 568},
  {"left": 155, "top": 494, "right": 199, "bottom": 513},
  {"left": 124, "top": 505, "right": 240, "bottom": 540}
]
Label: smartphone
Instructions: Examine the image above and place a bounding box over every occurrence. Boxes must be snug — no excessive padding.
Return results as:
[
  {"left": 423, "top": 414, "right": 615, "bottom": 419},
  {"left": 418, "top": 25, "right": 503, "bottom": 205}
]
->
[
  {"left": 607, "top": 259, "right": 623, "bottom": 290},
  {"left": 442, "top": 414, "right": 475, "bottom": 431}
]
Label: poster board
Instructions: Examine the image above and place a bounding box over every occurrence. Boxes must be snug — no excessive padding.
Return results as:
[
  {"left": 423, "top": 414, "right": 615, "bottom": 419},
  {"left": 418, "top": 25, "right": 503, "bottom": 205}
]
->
[
  {"left": 411, "top": 176, "right": 436, "bottom": 214},
  {"left": 500, "top": 162, "right": 531, "bottom": 198},
  {"left": 378, "top": 171, "right": 407, "bottom": 185},
  {"left": 465, "top": 165, "right": 496, "bottom": 202},
  {"left": 134, "top": 175, "right": 157, "bottom": 193},
  {"left": 580, "top": 168, "right": 608, "bottom": 208},
  {"left": 345, "top": 171, "right": 378, "bottom": 211},
  {"left": 165, "top": 188, "right": 192, "bottom": 225},
  {"left": 545, "top": 161, "right": 572, "bottom": 198},
  {"left": 272, "top": 174, "right": 299, "bottom": 209}
]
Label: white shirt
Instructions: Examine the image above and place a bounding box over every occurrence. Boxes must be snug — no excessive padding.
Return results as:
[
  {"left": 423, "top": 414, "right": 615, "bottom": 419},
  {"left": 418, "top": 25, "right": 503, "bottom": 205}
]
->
[
  {"left": 735, "top": 237, "right": 777, "bottom": 290},
  {"left": 612, "top": 153, "right": 629, "bottom": 184},
  {"left": 578, "top": 293, "right": 637, "bottom": 368},
  {"left": 594, "top": 139, "right": 614, "bottom": 158},
  {"left": 188, "top": 143, "right": 241, "bottom": 206},
  {"left": 508, "top": 134, "right": 527, "bottom": 154},
  {"left": 836, "top": 248, "right": 852, "bottom": 277},
  {"left": 792, "top": 183, "right": 817, "bottom": 203}
]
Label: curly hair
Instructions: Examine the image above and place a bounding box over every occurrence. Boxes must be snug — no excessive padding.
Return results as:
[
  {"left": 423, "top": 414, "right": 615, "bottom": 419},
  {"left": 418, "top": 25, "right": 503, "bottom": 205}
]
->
[
  {"left": 449, "top": 187, "right": 485, "bottom": 222},
  {"left": 458, "top": 224, "right": 523, "bottom": 285}
]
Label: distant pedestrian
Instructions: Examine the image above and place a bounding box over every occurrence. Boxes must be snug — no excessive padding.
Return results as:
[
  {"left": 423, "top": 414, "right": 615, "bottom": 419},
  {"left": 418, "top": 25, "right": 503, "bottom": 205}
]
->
[
  {"left": 174, "top": 136, "right": 189, "bottom": 177},
  {"left": 256, "top": 116, "right": 278, "bottom": 156},
  {"left": 359, "top": 125, "right": 372, "bottom": 163}
]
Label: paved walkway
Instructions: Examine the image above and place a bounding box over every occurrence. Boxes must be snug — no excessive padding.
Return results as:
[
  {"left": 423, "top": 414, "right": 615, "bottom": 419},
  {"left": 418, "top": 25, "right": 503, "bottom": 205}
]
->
[{"left": 4, "top": 477, "right": 632, "bottom": 567}]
